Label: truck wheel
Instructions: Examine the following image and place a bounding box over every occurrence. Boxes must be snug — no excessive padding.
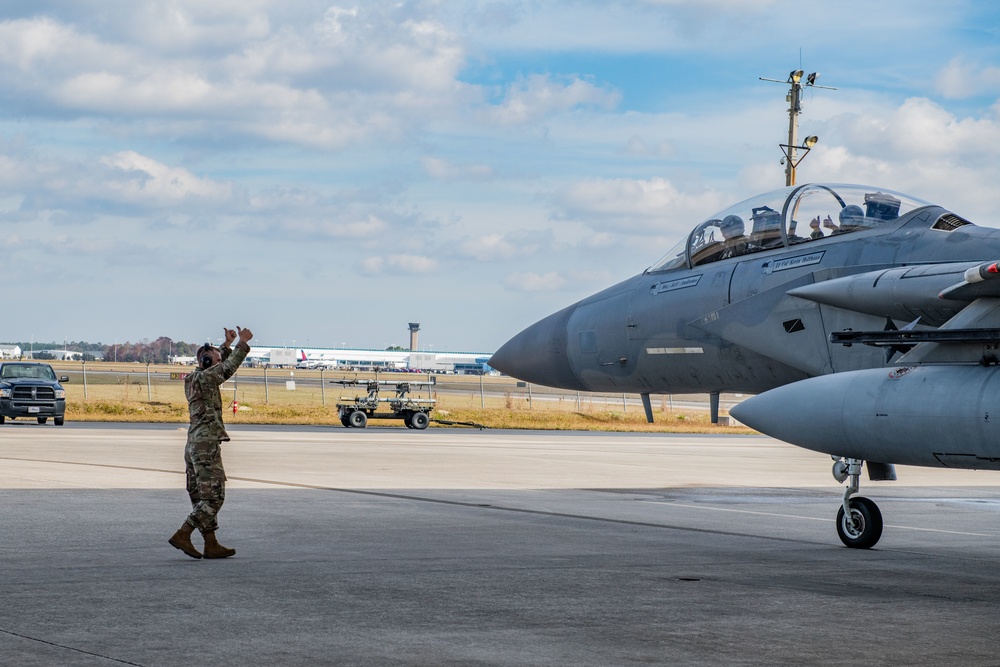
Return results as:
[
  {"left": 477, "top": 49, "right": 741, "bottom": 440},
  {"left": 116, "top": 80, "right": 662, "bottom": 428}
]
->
[
  {"left": 55, "top": 417, "right": 65, "bottom": 426},
  {"left": 340, "top": 416, "right": 351, "bottom": 428},
  {"left": 410, "top": 412, "right": 429, "bottom": 430},
  {"left": 349, "top": 410, "right": 368, "bottom": 428},
  {"left": 37, "top": 417, "right": 48, "bottom": 425},
  {"left": 0, "top": 415, "right": 5, "bottom": 424}
]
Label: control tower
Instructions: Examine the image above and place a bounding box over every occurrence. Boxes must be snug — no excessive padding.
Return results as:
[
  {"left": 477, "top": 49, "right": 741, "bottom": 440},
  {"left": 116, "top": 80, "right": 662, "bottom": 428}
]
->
[{"left": 408, "top": 323, "right": 420, "bottom": 351}]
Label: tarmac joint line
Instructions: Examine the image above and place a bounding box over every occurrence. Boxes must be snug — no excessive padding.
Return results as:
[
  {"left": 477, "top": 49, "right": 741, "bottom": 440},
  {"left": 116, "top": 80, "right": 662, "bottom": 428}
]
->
[{"left": 0, "top": 627, "right": 146, "bottom": 666}]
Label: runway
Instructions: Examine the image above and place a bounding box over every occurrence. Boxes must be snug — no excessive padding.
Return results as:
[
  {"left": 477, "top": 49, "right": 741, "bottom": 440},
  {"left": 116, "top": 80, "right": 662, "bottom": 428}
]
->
[{"left": 4, "top": 423, "right": 1000, "bottom": 666}]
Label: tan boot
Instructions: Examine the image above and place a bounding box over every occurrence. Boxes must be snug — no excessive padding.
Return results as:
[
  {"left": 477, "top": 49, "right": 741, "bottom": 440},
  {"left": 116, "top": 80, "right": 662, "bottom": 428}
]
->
[
  {"left": 203, "top": 531, "right": 236, "bottom": 559},
  {"left": 168, "top": 522, "right": 202, "bottom": 559}
]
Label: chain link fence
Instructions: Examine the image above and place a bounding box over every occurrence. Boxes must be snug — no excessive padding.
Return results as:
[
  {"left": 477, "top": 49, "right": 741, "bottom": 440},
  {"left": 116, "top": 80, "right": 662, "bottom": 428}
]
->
[{"left": 54, "top": 362, "right": 742, "bottom": 416}]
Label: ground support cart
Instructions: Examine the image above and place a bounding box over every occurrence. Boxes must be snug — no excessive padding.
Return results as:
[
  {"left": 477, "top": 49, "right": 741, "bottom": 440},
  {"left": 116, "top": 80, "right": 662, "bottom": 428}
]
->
[{"left": 335, "top": 379, "right": 435, "bottom": 429}]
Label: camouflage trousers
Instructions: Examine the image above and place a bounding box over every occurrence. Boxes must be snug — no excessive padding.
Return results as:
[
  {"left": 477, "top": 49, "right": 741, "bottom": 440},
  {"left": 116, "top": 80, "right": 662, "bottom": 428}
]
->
[{"left": 184, "top": 438, "right": 227, "bottom": 534}]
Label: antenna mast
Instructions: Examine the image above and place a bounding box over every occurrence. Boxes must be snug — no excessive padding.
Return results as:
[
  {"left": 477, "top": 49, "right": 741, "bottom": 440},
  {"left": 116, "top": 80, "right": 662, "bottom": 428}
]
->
[{"left": 760, "top": 69, "right": 836, "bottom": 186}]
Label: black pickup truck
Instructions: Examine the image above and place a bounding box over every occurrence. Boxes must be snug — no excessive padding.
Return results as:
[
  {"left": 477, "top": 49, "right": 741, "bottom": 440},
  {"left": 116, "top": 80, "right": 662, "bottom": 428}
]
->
[{"left": 0, "top": 362, "right": 68, "bottom": 425}]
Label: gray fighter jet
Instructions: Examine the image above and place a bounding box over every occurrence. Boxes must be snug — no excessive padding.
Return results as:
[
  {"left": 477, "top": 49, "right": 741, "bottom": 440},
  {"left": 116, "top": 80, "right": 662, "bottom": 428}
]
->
[{"left": 490, "top": 181, "right": 1000, "bottom": 548}]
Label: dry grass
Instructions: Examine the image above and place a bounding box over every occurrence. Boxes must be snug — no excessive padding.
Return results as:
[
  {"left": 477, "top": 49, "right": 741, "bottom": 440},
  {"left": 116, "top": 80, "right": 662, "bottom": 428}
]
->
[
  {"left": 434, "top": 408, "right": 751, "bottom": 433},
  {"left": 63, "top": 393, "right": 750, "bottom": 433},
  {"left": 52, "top": 361, "right": 751, "bottom": 433}
]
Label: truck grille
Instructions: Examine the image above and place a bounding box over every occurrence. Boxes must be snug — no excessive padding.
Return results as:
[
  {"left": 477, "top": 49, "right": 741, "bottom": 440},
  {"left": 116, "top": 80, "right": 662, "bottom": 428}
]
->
[{"left": 13, "top": 386, "right": 55, "bottom": 400}]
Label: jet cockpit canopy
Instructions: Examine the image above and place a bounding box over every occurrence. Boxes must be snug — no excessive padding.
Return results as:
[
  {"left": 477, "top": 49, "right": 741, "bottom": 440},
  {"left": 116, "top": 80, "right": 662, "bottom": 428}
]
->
[{"left": 648, "top": 183, "right": 934, "bottom": 273}]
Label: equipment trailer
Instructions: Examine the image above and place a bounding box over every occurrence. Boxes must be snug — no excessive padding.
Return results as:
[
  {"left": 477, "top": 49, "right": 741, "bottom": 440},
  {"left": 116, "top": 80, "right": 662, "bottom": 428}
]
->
[{"left": 335, "top": 379, "right": 435, "bottom": 429}]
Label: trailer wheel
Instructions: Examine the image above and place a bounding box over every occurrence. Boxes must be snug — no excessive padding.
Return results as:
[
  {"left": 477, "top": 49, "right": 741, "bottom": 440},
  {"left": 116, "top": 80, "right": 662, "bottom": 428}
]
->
[
  {"left": 410, "top": 411, "right": 429, "bottom": 430},
  {"left": 349, "top": 410, "right": 368, "bottom": 428}
]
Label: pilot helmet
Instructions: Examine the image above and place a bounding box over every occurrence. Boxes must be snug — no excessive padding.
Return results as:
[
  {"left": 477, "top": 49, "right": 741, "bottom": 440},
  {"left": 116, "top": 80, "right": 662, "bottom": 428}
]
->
[
  {"left": 750, "top": 206, "right": 781, "bottom": 233},
  {"left": 720, "top": 214, "right": 745, "bottom": 238},
  {"left": 839, "top": 204, "right": 866, "bottom": 229}
]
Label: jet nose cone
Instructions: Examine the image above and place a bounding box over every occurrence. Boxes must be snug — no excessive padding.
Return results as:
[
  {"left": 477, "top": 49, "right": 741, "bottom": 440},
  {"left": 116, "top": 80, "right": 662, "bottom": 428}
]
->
[{"left": 490, "top": 303, "right": 587, "bottom": 391}]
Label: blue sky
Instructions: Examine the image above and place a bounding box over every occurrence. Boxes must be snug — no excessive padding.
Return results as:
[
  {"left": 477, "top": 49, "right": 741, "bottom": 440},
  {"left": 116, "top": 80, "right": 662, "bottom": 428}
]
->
[{"left": 4, "top": 0, "right": 1000, "bottom": 352}]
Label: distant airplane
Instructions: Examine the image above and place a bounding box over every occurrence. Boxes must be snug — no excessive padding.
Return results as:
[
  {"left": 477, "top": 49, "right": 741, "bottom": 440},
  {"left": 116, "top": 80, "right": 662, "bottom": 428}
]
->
[{"left": 491, "top": 180, "right": 1000, "bottom": 549}]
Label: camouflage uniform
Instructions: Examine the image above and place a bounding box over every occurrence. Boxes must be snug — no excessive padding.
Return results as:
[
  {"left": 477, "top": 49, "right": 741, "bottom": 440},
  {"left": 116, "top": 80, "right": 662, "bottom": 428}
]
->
[{"left": 183, "top": 341, "right": 250, "bottom": 534}]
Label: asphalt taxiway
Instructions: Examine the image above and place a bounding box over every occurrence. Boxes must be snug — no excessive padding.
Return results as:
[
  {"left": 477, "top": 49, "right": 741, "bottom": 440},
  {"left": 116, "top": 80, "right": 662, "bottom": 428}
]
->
[{"left": 4, "top": 423, "right": 1000, "bottom": 666}]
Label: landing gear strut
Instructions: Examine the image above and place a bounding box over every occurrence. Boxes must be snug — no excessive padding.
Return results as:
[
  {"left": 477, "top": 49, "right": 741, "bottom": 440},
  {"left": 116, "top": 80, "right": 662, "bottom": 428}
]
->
[{"left": 832, "top": 457, "right": 883, "bottom": 549}]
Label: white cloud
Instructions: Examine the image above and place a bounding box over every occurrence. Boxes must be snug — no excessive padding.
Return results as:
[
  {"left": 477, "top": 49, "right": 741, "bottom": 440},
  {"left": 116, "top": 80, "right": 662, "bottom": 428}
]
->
[
  {"left": 360, "top": 254, "right": 438, "bottom": 275},
  {"left": 279, "top": 215, "right": 389, "bottom": 239},
  {"left": 935, "top": 57, "right": 1000, "bottom": 99},
  {"left": 483, "top": 74, "right": 620, "bottom": 126},
  {"left": 623, "top": 135, "right": 673, "bottom": 157},
  {"left": 454, "top": 229, "right": 552, "bottom": 261},
  {"left": 0, "top": 6, "right": 469, "bottom": 149},
  {"left": 833, "top": 97, "right": 1000, "bottom": 160},
  {"left": 359, "top": 256, "right": 385, "bottom": 274},
  {"left": 504, "top": 271, "right": 567, "bottom": 292},
  {"left": 422, "top": 156, "right": 494, "bottom": 181},
  {"left": 552, "top": 177, "right": 723, "bottom": 234},
  {"left": 100, "top": 151, "right": 232, "bottom": 203}
]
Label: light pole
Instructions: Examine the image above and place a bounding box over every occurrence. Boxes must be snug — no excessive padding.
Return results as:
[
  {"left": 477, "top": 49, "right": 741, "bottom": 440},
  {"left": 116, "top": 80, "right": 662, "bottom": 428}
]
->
[{"left": 760, "top": 69, "right": 835, "bottom": 186}]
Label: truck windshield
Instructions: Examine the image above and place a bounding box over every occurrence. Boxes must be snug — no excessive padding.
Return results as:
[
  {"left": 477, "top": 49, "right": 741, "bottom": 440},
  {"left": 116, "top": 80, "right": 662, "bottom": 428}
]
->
[{"left": 1, "top": 364, "right": 57, "bottom": 381}]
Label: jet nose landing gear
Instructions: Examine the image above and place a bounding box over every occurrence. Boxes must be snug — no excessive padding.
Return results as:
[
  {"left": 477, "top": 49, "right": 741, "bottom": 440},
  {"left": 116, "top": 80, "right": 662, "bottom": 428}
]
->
[
  {"left": 832, "top": 458, "right": 884, "bottom": 549},
  {"left": 836, "top": 496, "right": 883, "bottom": 549}
]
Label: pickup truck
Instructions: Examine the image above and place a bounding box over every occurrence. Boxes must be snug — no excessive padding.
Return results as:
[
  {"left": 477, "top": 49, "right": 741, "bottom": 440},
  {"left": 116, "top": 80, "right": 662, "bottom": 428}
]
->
[{"left": 0, "top": 362, "right": 68, "bottom": 425}]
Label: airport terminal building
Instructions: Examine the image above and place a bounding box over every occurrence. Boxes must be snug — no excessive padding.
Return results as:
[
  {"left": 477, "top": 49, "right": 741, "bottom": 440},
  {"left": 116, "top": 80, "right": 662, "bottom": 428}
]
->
[{"left": 173, "top": 346, "right": 495, "bottom": 375}]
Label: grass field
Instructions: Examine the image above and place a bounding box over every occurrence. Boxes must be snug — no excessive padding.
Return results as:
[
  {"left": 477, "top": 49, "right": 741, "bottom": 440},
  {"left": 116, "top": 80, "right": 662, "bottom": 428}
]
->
[{"left": 43, "top": 360, "right": 750, "bottom": 433}]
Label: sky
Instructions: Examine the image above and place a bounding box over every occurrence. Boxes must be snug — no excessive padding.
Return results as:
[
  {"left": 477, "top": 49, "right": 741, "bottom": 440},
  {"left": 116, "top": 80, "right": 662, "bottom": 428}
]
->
[{"left": 4, "top": 0, "right": 1000, "bottom": 352}]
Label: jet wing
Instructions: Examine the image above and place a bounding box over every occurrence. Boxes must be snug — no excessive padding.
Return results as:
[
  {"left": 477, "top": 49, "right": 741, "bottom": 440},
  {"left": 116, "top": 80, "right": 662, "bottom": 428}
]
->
[{"left": 895, "top": 298, "right": 1000, "bottom": 364}]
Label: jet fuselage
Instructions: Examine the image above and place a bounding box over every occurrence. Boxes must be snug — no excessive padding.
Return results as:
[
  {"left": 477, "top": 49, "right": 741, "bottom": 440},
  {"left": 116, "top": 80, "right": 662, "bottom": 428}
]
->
[{"left": 490, "top": 184, "right": 1000, "bottom": 396}]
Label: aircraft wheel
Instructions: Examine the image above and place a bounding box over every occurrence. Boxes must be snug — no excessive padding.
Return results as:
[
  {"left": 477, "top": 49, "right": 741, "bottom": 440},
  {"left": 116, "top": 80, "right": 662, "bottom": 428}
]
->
[
  {"left": 54, "top": 417, "right": 64, "bottom": 426},
  {"left": 410, "top": 412, "right": 429, "bottom": 430},
  {"left": 348, "top": 410, "right": 368, "bottom": 429},
  {"left": 37, "top": 417, "right": 48, "bottom": 424},
  {"left": 836, "top": 497, "right": 883, "bottom": 549}
]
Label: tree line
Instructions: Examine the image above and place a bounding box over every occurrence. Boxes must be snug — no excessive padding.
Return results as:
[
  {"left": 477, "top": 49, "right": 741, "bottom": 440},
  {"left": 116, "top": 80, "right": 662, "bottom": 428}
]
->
[{"left": 5, "top": 338, "right": 203, "bottom": 364}]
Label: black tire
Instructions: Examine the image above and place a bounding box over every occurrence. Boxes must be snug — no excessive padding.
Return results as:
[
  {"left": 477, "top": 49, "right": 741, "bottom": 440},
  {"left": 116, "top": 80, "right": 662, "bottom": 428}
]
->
[
  {"left": 836, "top": 497, "right": 883, "bottom": 549},
  {"left": 410, "top": 412, "right": 429, "bottom": 430},
  {"left": 340, "top": 416, "right": 352, "bottom": 428},
  {"left": 349, "top": 410, "right": 368, "bottom": 429},
  {"left": 0, "top": 415, "right": 5, "bottom": 424},
  {"left": 37, "top": 417, "right": 47, "bottom": 424},
  {"left": 54, "top": 417, "right": 65, "bottom": 426}
]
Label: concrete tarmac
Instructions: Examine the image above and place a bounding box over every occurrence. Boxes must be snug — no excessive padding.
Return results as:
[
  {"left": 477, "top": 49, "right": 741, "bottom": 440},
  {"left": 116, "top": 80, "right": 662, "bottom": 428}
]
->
[{"left": 4, "top": 423, "right": 1000, "bottom": 666}]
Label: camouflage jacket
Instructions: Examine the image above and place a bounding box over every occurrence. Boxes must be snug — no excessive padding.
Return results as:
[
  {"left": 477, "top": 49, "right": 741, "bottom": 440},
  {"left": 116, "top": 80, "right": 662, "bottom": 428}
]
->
[{"left": 185, "top": 341, "right": 250, "bottom": 443}]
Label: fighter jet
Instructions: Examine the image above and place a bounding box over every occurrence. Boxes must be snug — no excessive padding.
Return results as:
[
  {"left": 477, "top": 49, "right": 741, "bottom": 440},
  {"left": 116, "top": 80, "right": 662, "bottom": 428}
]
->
[{"left": 490, "top": 181, "right": 1000, "bottom": 549}]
